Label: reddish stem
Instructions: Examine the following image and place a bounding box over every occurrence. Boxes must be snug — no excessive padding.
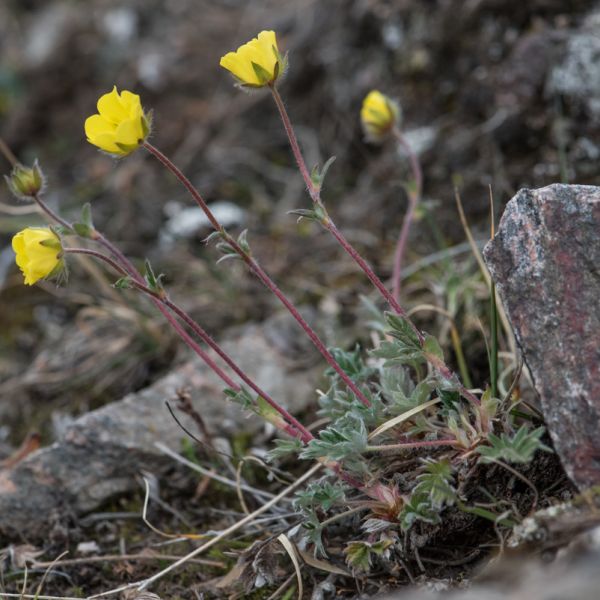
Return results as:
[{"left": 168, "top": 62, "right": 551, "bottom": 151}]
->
[
  {"left": 270, "top": 86, "right": 481, "bottom": 406},
  {"left": 142, "top": 141, "right": 372, "bottom": 408},
  {"left": 270, "top": 87, "right": 422, "bottom": 339},
  {"left": 269, "top": 85, "right": 319, "bottom": 203},
  {"left": 391, "top": 128, "right": 422, "bottom": 303},
  {"left": 162, "top": 298, "right": 313, "bottom": 443},
  {"left": 62, "top": 246, "right": 312, "bottom": 443}
]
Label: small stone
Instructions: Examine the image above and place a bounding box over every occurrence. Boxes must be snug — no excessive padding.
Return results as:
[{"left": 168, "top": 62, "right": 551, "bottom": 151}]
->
[{"left": 484, "top": 184, "right": 600, "bottom": 490}]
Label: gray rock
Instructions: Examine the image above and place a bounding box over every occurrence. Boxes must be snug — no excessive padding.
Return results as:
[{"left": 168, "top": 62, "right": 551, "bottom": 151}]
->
[
  {"left": 483, "top": 184, "right": 600, "bottom": 490},
  {"left": 547, "top": 10, "right": 600, "bottom": 121},
  {"left": 0, "top": 314, "right": 319, "bottom": 538}
]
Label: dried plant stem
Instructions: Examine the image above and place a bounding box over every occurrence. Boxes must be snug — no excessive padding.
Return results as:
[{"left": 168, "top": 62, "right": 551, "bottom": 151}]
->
[
  {"left": 142, "top": 141, "right": 372, "bottom": 408},
  {"left": 62, "top": 247, "right": 312, "bottom": 443},
  {"left": 87, "top": 463, "right": 324, "bottom": 599},
  {"left": 391, "top": 126, "right": 422, "bottom": 302},
  {"left": 269, "top": 86, "right": 481, "bottom": 406},
  {"left": 365, "top": 438, "right": 459, "bottom": 453}
]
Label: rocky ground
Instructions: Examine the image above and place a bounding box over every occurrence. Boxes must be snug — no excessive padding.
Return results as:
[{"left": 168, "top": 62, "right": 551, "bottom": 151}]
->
[{"left": 0, "top": 1, "right": 599, "bottom": 598}]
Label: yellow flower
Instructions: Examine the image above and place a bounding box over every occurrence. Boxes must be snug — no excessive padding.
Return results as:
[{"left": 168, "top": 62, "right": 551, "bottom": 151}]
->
[
  {"left": 360, "top": 90, "right": 400, "bottom": 141},
  {"left": 12, "top": 227, "right": 63, "bottom": 286},
  {"left": 219, "top": 30, "right": 285, "bottom": 87},
  {"left": 84, "top": 86, "right": 150, "bottom": 156}
]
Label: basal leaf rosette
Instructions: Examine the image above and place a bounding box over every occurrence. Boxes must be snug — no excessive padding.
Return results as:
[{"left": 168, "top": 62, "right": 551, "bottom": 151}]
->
[
  {"left": 220, "top": 30, "right": 286, "bottom": 88},
  {"left": 84, "top": 86, "right": 151, "bottom": 156},
  {"left": 12, "top": 227, "right": 64, "bottom": 286}
]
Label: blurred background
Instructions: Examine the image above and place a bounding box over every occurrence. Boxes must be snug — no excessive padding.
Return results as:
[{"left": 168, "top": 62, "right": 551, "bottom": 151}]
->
[{"left": 0, "top": 0, "right": 599, "bottom": 446}]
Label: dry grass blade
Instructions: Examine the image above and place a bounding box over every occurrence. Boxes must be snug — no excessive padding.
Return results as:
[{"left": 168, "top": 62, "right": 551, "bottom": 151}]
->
[
  {"left": 142, "top": 478, "right": 205, "bottom": 541},
  {"left": 298, "top": 550, "right": 350, "bottom": 576},
  {"left": 34, "top": 551, "right": 69, "bottom": 599},
  {"left": 0, "top": 595, "right": 85, "bottom": 600},
  {"left": 454, "top": 187, "right": 516, "bottom": 358},
  {"left": 277, "top": 534, "right": 303, "bottom": 600},
  {"left": 88, "top": 463, "right": 323, "bottom": 598},
  {"left": 155, "top": 442, "right": 277, "bottom": 502},
  {"left": 368, "top": 397, "right": 441, "bottom": 440},
  {"left": 31, "top": 553, "right": 225, "bottom": 569}
]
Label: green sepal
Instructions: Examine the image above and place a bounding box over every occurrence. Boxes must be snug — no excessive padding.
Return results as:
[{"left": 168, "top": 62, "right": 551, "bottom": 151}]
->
[
  {"left": 6, "top": 159, "right": 45, "bottom": 200},
  {"left": 114, "top": 276, "right": 135, "bottom": 290},
  {"left": 144, "top": 259, "right": 165, "bottom": 293},
  {"left": 236, "top": 229, "right": 250, "bottom": 254},
  {"left": 287, "top": 202, "right": 328, "bottom": 224},
  {"left": 224, "top": 386, "right": 254, "bottom": 410},
  {"left": 51, "top": 225, "right": 72, "bottom": 236},
  {"left": 203, "top": 230, "right": 224, "bottom": 245},
  {"left": 38, "top": 237, "right": 62, "bottom": 250},
  {"left": 251, "top": 61, "right": 274, "bottom": 85},
  {"left": 310, "top": 156, "right": 336, "bottom": 189}
]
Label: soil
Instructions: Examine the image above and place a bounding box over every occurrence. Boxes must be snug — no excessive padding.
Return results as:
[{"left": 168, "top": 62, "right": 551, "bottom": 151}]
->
[{"left": 0, "top": 0, "right": 599, "bottom": 598}]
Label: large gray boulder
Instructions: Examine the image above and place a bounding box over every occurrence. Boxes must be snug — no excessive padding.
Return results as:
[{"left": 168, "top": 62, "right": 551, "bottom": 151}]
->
[
  {"left": 0, "top": 314, "right": 320, "bottom": 539},
  {"left": 484, "top": 184, "right": 600, "bottom": 490}
]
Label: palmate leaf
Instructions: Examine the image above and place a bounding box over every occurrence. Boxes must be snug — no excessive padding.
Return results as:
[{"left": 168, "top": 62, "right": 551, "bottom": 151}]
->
[
  {"left": 325, "top": 345, "right": 376, "bottom": 383},
  {"left": 415, "top": 458, "right": 457, "bottom": 509},
  {"left": 299, "top": 415, "right": 368, "bottom": 463},
  {"left": 399, "top": 459, "right": 457, "bottom": 531},
  {"left": 400, "top": 491, "right": 442, "bottom": 530},
  {"left": 266, "top": 438, "right": 303, "bottom": 462},
  {"left": 384, "top": 313, "right": 421, "bottom": 349},
  {"left": 344, "top": 539, "right": 393, "bottom": 573},
  {"left": 294, "top": 480, "right": 347, "bottom": 512},
  {"left": 477, "top": 425, "right": 552, "bottom": 464}
]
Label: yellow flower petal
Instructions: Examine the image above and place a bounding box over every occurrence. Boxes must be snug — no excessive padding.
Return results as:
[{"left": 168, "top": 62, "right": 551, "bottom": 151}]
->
[
  {"left": 115, "top": 116, "right": 144, "bottom": 146},
  {"left": 85, "top": 87, "right": 149, "bottom": 156},
  {"left": 85, "top": 114, "right": 113, "bottom": 140},
  {"left": 97, "top": 86, "right": 130, "bottom": 124},
  {"left": 360, "top": 90, "right": 400, "bottom": 141},
  {"left": 219, "top": 30, "right": 282, "bottom": 87},
  {"left": 93, "top": 132, "right": 123, "bottom": 154},
  {"left": 12, "top": 227, "right": 63, "bottom": 286},
  {"left": 220, "top": 52, "right": 258, "bottom": 85}
]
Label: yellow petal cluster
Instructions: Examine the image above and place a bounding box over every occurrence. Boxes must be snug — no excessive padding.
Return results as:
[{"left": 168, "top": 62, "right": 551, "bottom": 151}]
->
[
  {"left": 360, "top": 90, "right": 400, "bottom": 141},
  {"left": 12, "top": 227, "right": 63, "bottom": 286},
  {"left": 84, "top": 86, "right": 150, "bottom": 156},
  {"left": 220, "top": 31, "right": 283, "bottom": 87}
]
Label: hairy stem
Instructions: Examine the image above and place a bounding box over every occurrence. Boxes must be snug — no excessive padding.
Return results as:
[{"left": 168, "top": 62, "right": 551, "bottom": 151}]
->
[
  {"left": 62, "top": 246, "right": 312, "bottom": 443},
  {"left": 269, "top": 86, "right": 421, "bottom": 337},
  {"left": 270, "top": 86, "right": 481, "bottom": 405},
  {"left": 142, "top": 141, "right": 372, "bottom": 408},
  {"left": 391, "top": 127, "right": 422, "bottom": 303}
]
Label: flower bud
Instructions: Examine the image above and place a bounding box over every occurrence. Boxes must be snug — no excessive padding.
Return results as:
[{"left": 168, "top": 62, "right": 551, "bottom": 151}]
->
[
  {"left": 5, "top": 160, "right": 45, "bottom": 200},
  {"left": 360, "top": 91, "right": 401, "bottom": 142}
]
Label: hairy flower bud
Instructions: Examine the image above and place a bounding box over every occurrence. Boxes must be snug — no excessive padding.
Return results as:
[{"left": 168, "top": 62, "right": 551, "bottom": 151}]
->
[
  {"left": 360, "top": 91, "right": 401, "bottom": 142},
  {"left": 5, "top": 160, "right": 45, "bottom": 200}
]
